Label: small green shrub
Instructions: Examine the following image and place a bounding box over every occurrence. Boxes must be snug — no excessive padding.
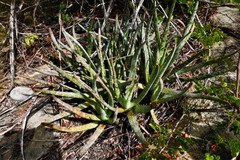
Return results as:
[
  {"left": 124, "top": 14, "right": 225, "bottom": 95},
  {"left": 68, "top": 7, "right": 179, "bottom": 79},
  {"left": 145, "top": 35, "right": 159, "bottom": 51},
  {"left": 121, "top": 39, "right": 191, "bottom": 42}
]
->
[
  {"left": 209, "top": 132, "right": 240, "bottom": 158},
  {"left": 59, "top": 2, "right": 71, "bottom": 23},
  {"left": 202, "top": 77, "right": 240, "bottom": 159},
  {"left": 192, "top": 23, "right": 227, "bottom": 47},
  {"left": 205, "top": 153, "right": 220, "bottom": 160},
  {"left": 24, "top": 33, "right": 39, "bottom": 47},
  {"left": 178, "top": 0, "right": 197, "bottom": 13},
  {"left": 138, "top": 123, "right": 191, "bottom": 159}
]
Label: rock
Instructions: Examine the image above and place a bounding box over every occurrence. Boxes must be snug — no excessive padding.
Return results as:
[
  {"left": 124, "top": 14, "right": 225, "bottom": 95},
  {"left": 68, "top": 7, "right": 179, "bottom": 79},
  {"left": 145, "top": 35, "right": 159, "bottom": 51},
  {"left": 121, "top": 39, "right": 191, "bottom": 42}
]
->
[
  {"left": 27, "top": 109, "right": 55, "bottom": 129},
  {"left": 10, "top": 86, "right": 34, "bottom": 101},
  {"left": 211, "top": 36, "right": 240, "bottom": 62},
  {"left": 210, "top": 36, "right": 240, "bottom": 82},
  {"left": 0, "top": 125, "right": 58, "bottom": 160},
  {"left": 222, "top": 71, "right": 237, "bottom": 81},
  {"left": 210, "top": 7, "right": 240, "bottom": 38},
  {"left": 23, "top": 126, "right": 58, "bottom": 160}
]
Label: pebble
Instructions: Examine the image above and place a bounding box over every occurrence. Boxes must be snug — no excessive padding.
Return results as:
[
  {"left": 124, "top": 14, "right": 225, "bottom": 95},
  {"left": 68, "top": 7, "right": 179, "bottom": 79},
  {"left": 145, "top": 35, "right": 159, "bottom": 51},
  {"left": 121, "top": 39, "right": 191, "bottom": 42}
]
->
[{"left": 10, "top": 86, "right": 34, "bottom": 101}]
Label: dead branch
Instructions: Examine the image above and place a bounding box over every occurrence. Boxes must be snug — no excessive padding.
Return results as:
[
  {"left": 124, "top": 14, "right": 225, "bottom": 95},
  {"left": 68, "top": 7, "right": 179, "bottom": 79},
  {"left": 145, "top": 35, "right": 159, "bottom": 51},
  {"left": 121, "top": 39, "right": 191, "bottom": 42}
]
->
[{"left": 9, "top": 0, "right": 16, "bottom": 89}]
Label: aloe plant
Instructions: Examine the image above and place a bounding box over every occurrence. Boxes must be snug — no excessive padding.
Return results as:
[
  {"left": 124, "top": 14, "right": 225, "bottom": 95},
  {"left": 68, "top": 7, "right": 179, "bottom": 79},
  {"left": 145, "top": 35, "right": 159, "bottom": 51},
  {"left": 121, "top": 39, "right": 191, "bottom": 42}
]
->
[{"left": 36, "top": 0, "right": 236, "bottom": 156}]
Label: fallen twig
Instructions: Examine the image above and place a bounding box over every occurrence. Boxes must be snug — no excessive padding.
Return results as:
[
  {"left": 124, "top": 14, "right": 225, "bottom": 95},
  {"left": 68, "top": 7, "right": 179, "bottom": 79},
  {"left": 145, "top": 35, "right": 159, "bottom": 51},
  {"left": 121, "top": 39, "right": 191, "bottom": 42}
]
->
[
  {"left": 0, "top": 95, "right": 33, "bottom": 116},
  {"left": 9, "top": 0, "right": 16, "bottom": 89},
  {"left": 0, "top": 123, "right": 17, "bottom": 137}
]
